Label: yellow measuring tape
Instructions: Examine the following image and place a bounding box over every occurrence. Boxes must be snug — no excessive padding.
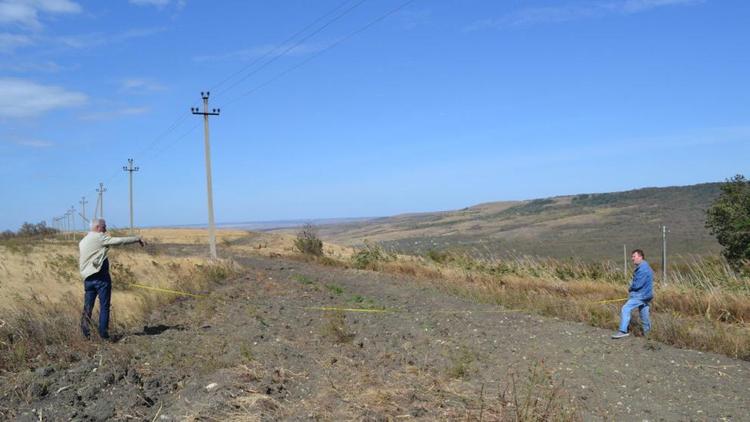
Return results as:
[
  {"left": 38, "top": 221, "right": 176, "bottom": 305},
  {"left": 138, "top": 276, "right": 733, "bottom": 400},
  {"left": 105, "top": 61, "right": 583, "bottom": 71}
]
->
[
  {"left": 305, "top": 306, "right": 394, "bottom": 313},
  {"left": 128, "top": 283, "right": 207, "bottom": 298},
  {"left": 590, "top": 297, "right": 628, "bottom": 304}
]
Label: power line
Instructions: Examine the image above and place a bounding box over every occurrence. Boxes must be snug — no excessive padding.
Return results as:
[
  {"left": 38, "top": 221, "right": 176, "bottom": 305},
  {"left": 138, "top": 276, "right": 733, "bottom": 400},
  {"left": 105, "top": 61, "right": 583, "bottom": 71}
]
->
[
  {"left": 223, "top": 0, "right": 415, "bottom": 107},
  {"left": 210, "top": 0, "right": 360, "bottom": 94},
  {"left": 53, "top": 2, "right": 411, "bottom": 230},
  {"left": 213, "top": 0, "right": 369, "bottom": 100}
]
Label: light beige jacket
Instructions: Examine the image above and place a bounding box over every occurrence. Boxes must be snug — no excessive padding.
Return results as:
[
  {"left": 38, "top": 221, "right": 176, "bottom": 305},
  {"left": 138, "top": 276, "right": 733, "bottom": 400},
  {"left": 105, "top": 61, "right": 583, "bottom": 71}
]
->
[{"left": 79, "top": 232, "right": 140, "bottom": 279}]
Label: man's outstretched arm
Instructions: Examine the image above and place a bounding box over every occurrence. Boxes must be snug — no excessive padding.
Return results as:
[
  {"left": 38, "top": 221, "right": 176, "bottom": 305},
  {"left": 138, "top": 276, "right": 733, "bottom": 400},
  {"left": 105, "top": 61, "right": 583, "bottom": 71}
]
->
[{"left": 102, "top": 234, "right": 144, "bottom": 247}]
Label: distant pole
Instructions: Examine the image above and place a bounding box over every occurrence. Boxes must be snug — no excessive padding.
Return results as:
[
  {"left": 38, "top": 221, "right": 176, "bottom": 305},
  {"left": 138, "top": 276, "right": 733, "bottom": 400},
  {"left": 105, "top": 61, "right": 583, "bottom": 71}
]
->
[
  {"left": 623, "top": 244, "right": 627, "bottom": 278},
  {"left": 661, "top": 225, "right": 668, "bottom": 284},
  {"left": 96, "top": 182, "right": 107, "bottom": 219},
  {"left": 68, "top": 207, "right": 76, "bottom": 240},
  {"left": 79, "top": 197, "right": 88, "bottom": 232},
  {"left": 123, "top": 159, "right": 139, "bottom": 234},
  {"left": 191, "top": 91, "right": 221, "bottom": 259}
]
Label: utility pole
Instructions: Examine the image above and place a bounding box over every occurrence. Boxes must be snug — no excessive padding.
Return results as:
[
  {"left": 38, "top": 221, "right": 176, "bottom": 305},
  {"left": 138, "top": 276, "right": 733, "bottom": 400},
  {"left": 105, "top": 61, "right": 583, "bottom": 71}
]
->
[
  {"left": 623, "top": 244, "right": 627, "bottom": 278},
  {"left": 70, "top": 206, "right": 77, "bottom": 239},
  {"left": 661, "top": 225, "right": 668, "bottom": 285},
  {"left": 123, "top": 159, "right": 139, "bottom": 234},
  {"left": 79, "top": 197, "right": 88, "bottom": 232},
  {"left": 191, "top": 91, "right": 220, "bottom": 259},
  {"left": 95, "top": 182, "right": 106, "bottom": 220}
]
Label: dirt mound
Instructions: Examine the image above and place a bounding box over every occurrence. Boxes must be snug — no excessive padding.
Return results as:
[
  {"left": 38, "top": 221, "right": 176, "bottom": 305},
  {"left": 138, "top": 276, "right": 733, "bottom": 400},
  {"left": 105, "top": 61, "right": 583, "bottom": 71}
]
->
[{"left": 2, "top": 255, "right": 748, "bottom": 420}]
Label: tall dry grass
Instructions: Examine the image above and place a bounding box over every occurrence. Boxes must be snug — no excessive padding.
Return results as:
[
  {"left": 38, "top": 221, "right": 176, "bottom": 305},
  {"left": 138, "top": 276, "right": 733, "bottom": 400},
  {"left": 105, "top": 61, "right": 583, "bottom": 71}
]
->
[
  {"left": 0, "top": 234, "right": 239, "bottom": 373},
  {"left": 351, "top": 249, "right": 750, "bottom": 361}
]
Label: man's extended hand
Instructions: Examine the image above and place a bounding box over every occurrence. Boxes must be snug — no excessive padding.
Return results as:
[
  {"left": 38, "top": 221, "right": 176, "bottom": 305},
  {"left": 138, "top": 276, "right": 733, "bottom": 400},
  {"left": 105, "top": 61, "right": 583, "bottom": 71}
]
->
[{"left": 138, "top": 238, "right": 146, "bottom": 247}]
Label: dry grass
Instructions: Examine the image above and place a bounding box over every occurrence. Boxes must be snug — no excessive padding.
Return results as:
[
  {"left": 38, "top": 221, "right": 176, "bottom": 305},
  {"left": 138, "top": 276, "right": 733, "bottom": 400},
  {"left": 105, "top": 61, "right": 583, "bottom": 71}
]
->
[
  {"left": 0, "top": 231, "right": 239, "bottom": 372},
  {"left": 342, "top": 249, "right": 750, "bottom": 361}
]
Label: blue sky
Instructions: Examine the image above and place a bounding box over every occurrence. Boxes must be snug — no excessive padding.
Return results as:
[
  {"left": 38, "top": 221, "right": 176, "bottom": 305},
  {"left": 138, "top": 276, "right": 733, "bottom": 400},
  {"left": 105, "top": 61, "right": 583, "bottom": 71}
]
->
[{"left": 1, "top": 0, "right": 748, "bottom": 231}]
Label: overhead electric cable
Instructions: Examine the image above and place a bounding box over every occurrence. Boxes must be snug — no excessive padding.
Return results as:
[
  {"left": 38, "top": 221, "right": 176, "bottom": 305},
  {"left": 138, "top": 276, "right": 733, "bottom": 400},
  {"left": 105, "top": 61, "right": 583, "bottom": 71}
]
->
[
  {"left": 223, "top": 0, "right": 415, "bottom": 106},
  {"left": 213, "top": 0, "right": 369, "bottom": 99},
  {"left": 210, "top": 0, "right": 359, "bottom": 94}
]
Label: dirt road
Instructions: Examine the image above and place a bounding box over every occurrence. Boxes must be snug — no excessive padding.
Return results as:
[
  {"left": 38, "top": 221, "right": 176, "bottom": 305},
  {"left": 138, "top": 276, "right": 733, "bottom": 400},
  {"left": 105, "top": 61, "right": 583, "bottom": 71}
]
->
[{"left": 2, "top": 254, "right": 749, "bottom": 420}]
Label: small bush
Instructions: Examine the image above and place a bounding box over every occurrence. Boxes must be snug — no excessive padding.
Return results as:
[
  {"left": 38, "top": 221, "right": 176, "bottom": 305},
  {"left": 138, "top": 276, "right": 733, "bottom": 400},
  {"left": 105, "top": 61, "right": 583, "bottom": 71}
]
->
[
  {"left": 294, "top": 224, "right": 324, "bottom": 256},
  {"left": 322, "top": 311, "right": 355, "bottom": 343},
  {"left": 351, "top": 240, "right": 394, "bottom": 270}
]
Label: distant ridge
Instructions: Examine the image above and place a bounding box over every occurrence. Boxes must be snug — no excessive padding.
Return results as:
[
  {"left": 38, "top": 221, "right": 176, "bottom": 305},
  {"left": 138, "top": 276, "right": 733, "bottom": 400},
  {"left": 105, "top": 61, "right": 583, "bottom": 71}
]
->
[
  {"left": 306, "top": 183, "right": 723, "bottom": 261},
  {"left": 155, "top": 217, "right": 375, "bottom": 232}
]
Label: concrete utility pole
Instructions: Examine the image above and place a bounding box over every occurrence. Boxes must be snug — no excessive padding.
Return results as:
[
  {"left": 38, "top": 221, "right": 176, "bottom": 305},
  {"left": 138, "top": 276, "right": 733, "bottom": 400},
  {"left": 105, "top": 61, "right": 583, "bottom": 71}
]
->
[
  {"left": 623, "top": 244, "right": 627, "bottom": 278},
  {"left": 661, "top": 225, "right": 668, "bottom": 284},
  {"left": 123, "top": 159, "right": 139, "bottom": 234},
  {"left": 79, "top": 197, "right": 88, "bottom": 232},
  {"left": 191, "top": 91, "right": 220, "bottom": 259},
  {"left": 95, "top": 182, "right": 106, "bottom": 219},
  {"left": 67, "top": 207, "right": 76, "bottom": 240}
]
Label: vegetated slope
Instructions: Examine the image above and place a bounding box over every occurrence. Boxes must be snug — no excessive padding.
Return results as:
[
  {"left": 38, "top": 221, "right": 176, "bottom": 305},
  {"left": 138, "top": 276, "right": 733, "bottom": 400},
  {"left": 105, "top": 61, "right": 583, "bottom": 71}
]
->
[{"left": 311, "top": 183, "right": 722, "bottom": 261}]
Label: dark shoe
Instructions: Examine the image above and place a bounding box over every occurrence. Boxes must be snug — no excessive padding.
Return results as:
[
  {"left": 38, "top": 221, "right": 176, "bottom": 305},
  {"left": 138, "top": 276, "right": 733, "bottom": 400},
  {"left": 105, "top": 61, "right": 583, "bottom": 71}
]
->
[{"left": 611, "top": 331, "right": 630, "bottom": 339}]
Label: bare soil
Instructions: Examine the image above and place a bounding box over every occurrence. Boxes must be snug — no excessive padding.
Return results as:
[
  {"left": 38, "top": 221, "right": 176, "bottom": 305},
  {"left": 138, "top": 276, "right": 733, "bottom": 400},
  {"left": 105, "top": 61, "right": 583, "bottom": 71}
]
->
[{"left": 1, "top": 254, "right": 748, "bottom": 421}]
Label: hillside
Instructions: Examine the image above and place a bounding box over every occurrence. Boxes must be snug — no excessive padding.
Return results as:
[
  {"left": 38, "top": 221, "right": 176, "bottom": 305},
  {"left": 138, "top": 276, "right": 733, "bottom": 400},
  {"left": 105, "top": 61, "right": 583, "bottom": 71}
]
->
[{"left": 306, "top": 183, "right": 723, "bottom": 261}]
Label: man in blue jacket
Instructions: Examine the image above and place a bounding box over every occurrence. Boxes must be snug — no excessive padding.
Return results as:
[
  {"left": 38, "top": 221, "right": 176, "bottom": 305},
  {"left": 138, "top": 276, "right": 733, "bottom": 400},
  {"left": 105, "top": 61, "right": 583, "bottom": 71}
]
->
[{"left": 612, "top": 249, "right": 654, "bottom": 339}]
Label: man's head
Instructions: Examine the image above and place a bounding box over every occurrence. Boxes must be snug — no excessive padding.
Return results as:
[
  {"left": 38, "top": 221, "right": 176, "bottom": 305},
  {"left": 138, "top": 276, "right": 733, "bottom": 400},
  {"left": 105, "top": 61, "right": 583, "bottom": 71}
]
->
[
  {"left": 631, "top": 249, "right": 645, "bottom": 265},
  {"left": 90, "top": 218, "right": 107, "bottom": 233}
]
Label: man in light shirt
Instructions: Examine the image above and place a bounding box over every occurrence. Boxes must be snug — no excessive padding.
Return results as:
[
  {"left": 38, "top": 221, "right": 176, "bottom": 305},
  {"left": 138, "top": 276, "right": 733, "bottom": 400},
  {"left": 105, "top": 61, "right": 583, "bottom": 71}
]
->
[{"left": 79, "top": 218, "right": 144, "bottom": 340}]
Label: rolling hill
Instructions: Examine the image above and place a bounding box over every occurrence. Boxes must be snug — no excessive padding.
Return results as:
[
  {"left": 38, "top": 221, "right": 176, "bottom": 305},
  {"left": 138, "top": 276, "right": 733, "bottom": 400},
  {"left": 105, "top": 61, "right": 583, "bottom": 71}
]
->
[{"left": 303, "top": 183, "right": 723, "bottom": 262}]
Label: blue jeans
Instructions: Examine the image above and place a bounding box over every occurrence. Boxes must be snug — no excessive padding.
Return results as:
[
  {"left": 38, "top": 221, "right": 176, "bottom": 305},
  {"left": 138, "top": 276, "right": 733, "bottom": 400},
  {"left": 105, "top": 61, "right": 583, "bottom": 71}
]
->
[
  {"left": 619, "top": 297, "right": 651, "bottom": 334},
  {"left": 81, "top": 261, "right": 112, "bottom": 339}
]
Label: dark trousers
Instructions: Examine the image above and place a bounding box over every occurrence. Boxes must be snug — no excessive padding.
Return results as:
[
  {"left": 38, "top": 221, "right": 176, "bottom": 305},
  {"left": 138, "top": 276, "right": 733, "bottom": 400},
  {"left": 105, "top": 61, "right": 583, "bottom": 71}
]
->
[{"left": 81, "top": 260, "right": 112, "bottom": 339}]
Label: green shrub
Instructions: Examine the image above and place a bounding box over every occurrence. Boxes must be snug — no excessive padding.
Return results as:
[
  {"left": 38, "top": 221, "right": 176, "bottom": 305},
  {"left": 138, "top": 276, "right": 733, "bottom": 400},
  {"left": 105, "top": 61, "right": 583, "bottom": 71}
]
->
[
  {"left": 294, "top": 224, "right": 324, "bottom": 256},
  {"left": 351, "top": 241, "right": 394, "bottom": 270}
]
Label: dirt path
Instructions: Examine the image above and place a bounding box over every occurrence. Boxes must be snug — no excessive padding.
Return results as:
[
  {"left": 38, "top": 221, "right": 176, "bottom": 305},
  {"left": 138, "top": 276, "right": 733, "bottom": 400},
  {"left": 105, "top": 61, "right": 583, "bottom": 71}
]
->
[{"left": 2, "top": 254, "right": 749, "bottom": 421}]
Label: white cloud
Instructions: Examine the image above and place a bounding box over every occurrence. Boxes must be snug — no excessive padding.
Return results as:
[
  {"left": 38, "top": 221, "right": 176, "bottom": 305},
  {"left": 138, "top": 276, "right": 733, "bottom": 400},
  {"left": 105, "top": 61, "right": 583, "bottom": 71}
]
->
[
  {"left": 193, "top": 43, "right": 323, "bottom": 63},
  {"left": 11, "top": 137, "right": 53, "bottom": 147},
  {"left": 0, "top": 0, "right": 81, "bottom": 29},
  {"left": 119, "top": 78, "right": 166, "bottom": 93},
  {"left": 465, "top": 0, "right": 703, "bottom": 30},
  {"left": 56, "top": 26, "right": 166, "bottom": 49},
  {"left": 0, "top": 77, "right": 86, "bottom": 118},
  {"left": 0, "top": 60, "right": 68, "bottom": 72},
  {"left": 0, "top": 32, "right": 31, "bottom": 51},
  {"left": 79, "top": 106, "right": 149, "bottom": 121},
  {"left": 129, "top": 0, "right": 175, "bottom": 7}
]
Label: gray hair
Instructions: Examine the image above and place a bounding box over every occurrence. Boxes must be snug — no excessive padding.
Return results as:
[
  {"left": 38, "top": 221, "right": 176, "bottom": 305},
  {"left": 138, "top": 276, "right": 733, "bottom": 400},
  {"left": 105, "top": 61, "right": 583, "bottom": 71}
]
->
[{"left": 90, "top": 218, "right": 106, "bottom": 230}]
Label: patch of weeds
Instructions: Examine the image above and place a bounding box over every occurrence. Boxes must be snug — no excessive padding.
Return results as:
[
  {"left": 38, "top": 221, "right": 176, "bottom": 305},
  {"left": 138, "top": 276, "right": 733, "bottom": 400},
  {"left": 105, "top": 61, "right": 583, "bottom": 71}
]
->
[
  {"left": 427, "top": 249, "right": 451, "bottom": 264},
  {"left": 45, "top": 254, "right": 79, "bottom": 283},
  {"left": 322, "top": 311, "right": 355, "bottom": 343},
  {"left": 255, "top": 314, "right": 270, "bottom": 328},
  {"left": 326, "top": 284, "right": 344, "bottom": 295},
  {"left": 292, "top": 274, "right": 314, "bottom": 285},
  {"left": 351, "top": 240, "right": 395, "bottom": 270},
  {"left": 195, "top": 261, "right": 236, "bottom": 284},
  {"left": 240, "top": 343, "right": 254, "bottom": 362},
  {"left": 110, "top": 262, "right": 137, "bottom": 286},
  {"left": 446, "top": 347, "right": 476, "bottom": 379},
  {"left": 347, "top": 295, "right": 382, "bottom": 309},
  {"left": 502, "top": 361, "right": 580, "bottom": 421}
]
